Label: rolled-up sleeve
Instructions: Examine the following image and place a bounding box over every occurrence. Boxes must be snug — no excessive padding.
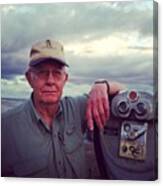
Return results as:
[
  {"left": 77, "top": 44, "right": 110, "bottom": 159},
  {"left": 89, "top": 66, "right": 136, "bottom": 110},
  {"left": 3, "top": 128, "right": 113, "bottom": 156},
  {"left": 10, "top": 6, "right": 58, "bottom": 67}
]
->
[{"left": 73, "top": 94, "right": 88, "bottom": 133}]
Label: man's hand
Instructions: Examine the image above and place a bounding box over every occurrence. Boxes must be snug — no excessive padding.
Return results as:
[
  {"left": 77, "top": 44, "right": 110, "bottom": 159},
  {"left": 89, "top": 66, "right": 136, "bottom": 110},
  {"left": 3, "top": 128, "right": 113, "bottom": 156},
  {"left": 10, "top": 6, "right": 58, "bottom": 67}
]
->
[{"left": 86, "top": 81, "right": 124, "bottom": 131}]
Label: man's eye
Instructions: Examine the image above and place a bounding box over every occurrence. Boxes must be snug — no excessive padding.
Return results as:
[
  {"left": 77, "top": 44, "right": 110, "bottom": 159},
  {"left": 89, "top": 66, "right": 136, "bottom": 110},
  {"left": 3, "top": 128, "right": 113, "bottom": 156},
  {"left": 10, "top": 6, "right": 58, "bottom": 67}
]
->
[
  {"left": 54, "top": 71, "right": 62, "bottom": 76},
  {"left": 34, "top": 69, "right": 63, "bottom": 79},
  {"left": 39, "top": 70, "right": 47, "bottom": 74},
  {"left": 37, "top": 70, "right": 48, "bottom": 77}
]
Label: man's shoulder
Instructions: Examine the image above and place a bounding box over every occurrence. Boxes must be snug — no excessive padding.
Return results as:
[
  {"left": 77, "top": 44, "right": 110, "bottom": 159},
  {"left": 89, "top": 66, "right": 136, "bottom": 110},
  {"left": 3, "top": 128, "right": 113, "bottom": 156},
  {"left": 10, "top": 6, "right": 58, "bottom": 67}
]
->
[
  {"left": 2, "top": 100, "right": 29, "bottom": 123},
  {"left": 62, "top": 94, "right": 88, "bottom": 102},
  {"left": 62, "top": 94, "right": 88, "bottom": 105},
  {"left": 61, "top": 95, "right": 88, "bottom": 124}
]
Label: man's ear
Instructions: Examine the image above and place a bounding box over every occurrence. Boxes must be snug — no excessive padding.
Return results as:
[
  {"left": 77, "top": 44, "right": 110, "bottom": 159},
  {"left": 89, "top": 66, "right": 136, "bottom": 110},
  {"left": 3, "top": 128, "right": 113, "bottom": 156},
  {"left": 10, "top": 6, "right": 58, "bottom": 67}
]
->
[
  {"left": 64, "top": 73, "right": 69, "bottom": 83},
  {"left": 25, "top": 71, "right": 33, "bottom": 88}
]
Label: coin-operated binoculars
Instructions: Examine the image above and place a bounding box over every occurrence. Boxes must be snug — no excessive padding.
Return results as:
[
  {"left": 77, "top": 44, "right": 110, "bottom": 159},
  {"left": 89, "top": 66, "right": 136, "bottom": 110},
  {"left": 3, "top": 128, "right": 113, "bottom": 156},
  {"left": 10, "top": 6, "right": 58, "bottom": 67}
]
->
[{"left": 94, "top": 90, "right": 157, "bottom": 180}]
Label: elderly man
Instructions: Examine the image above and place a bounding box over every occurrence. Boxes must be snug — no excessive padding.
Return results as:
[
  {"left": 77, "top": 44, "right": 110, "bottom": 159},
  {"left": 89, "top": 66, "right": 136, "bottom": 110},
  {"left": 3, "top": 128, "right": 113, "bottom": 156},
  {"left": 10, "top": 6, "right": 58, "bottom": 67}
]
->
[{"left": 1, "top": 39, "right": 122, "bottom": 178}]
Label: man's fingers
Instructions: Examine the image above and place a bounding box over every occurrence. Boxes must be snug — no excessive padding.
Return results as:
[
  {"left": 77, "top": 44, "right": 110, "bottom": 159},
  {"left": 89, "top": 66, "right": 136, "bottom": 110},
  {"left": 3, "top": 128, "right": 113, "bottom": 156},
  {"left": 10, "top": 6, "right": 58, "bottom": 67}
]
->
[
  {"left": 87, "top": 118, "right": 94, "bottom": 131},
  {"left": 92, "top": 106, "right": 104, "bottom": 129},
  {"left": 86, "top": 101, "right": 105, "bottom": 130},
  {"left": 102, "top": 97, "right": 110, "bottom": 121},
  {"left": 86, "top": 86, "right": 110, "bottom": 131},
  {"left": 86, "top": 104, "right": 94, "bottom": 131},
  {"left": 97, "top": 99, "right": 106, "bottom": 126}
]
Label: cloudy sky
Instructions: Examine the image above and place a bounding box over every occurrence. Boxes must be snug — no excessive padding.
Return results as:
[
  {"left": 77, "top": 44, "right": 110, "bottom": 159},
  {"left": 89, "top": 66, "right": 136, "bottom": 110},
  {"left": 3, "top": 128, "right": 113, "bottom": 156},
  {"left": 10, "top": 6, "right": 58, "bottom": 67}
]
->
[{"left": 1, "top": 0, "right": 156, "bottom": 98}]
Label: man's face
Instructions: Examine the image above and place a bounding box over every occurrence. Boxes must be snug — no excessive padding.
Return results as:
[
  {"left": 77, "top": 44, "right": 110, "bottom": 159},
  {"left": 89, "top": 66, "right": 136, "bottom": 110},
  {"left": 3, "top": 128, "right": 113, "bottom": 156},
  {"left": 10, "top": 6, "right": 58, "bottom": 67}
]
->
[{"left": 26, "top": 61, "right": 68, "bottom": 104}]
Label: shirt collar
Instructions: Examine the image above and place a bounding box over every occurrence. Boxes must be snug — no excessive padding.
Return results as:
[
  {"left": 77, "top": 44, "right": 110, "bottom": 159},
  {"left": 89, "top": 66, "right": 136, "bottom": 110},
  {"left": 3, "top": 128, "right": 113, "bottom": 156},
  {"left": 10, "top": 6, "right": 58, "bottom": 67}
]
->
[{"left": 29, "top": 93, "right": 63, "bottom": 123}]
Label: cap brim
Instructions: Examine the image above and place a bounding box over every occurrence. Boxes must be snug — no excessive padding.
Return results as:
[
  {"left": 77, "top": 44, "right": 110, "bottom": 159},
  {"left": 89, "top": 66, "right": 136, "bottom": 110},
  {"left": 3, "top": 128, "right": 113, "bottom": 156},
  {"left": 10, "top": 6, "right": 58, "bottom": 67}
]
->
[{"left": 30, "top": 57, "right": 69, "bottom": 67}]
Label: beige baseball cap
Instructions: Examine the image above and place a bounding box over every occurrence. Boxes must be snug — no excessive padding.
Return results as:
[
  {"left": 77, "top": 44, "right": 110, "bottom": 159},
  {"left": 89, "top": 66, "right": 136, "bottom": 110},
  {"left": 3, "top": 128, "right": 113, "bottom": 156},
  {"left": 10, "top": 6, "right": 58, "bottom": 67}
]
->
[{"left": 29, "top": 39, "right": 69, "bottom": 67}]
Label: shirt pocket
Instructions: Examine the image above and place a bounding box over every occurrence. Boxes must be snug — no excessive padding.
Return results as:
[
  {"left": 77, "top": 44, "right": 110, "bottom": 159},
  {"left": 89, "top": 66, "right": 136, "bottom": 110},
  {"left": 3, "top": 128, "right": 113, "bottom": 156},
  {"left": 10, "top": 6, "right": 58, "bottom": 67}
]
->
[
  {"left": 13, "top": 154, "right": 48, "bottom": 177},
  {"left": 63, "top": 124, "right": 88, "bottom": 178},
  {"left": 63, "top": 124, "right": 84, "bottom": 154}
]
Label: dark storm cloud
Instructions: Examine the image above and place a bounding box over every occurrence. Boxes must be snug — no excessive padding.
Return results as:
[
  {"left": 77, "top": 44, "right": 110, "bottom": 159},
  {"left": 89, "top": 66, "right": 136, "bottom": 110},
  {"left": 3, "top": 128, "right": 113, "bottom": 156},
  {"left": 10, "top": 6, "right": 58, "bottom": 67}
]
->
[
  {"left": 1, "top": 1, "right": 153, "bottom": 52},
  {"left": 67, "top": 53, "right": 153, "bottom": 85},
  {"left": 1, "top": 53, "right": 28, "bottom": 79},
  {"left": 1, "top": 1, "right": 154, "bottom": 81}
]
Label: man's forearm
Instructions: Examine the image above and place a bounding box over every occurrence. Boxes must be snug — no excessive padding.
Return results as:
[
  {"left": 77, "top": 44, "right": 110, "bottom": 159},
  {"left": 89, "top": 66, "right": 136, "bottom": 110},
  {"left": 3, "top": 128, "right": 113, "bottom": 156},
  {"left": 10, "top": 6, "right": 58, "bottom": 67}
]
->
[
  {"left": 86, "top": 80, "right": 125, "bottom": 130},
  {"left": 108, "top": 81, "right": 125, "bottom": 95},
  {"left": 94, "top": 79, "right": 125, "bottom": 95}
]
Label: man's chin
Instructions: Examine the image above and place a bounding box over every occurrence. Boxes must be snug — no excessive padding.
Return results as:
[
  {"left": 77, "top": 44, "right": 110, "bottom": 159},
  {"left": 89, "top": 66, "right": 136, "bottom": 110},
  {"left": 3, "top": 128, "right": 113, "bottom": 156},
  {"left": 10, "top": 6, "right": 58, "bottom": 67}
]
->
[{"left": 42, "top": 97, "right": 60, "bottom": 104}]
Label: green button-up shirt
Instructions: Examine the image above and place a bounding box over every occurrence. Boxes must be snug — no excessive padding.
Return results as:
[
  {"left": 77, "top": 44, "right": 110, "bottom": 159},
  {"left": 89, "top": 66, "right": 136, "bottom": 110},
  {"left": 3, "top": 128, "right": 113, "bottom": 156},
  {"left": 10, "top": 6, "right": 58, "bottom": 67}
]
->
[{"left": 1, "top": 95, "right": 88, "bottom": 178}]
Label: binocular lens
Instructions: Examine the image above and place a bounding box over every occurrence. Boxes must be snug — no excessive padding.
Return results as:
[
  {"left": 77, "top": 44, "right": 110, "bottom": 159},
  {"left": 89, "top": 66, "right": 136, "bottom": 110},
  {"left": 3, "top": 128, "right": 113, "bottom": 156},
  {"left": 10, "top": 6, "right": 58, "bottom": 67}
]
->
[
  {"left": 118, "top": 101, "right": 129, "bottom": 114},
  {"left": 136, "top": 102, "right": 147, "bottom": 115}
]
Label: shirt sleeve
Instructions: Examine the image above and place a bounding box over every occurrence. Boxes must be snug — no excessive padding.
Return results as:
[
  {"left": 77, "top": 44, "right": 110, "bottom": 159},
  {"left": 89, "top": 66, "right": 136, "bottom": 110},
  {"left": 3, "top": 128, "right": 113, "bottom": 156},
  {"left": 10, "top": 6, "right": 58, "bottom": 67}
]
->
[{"left": 73, "top": 94, "right": 88, "bottom": 133}]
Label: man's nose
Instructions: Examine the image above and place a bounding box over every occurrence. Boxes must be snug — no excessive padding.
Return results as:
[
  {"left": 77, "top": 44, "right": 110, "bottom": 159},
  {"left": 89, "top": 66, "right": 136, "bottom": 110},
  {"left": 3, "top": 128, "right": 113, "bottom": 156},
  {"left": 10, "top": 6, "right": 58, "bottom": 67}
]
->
[{"left": 46, "top": 72, "right": 55, "bottom": 84}]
